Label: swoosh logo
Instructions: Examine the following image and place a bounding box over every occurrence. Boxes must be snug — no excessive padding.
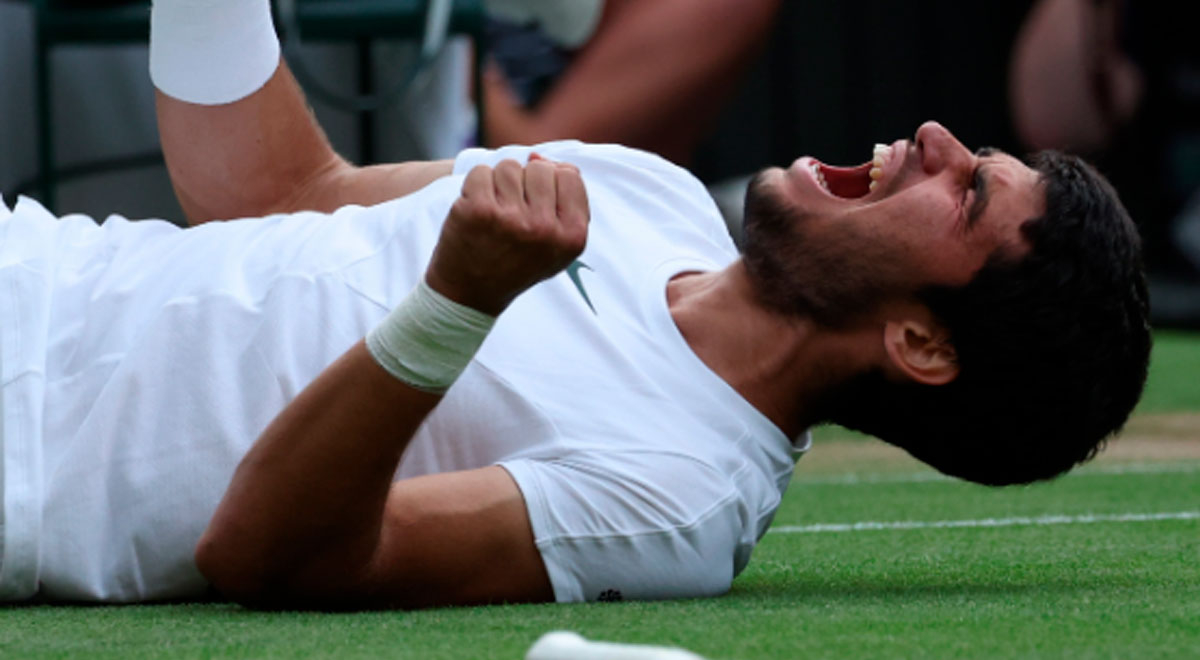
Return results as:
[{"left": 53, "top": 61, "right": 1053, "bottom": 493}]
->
[{"left": 566, "top": 259, "right": 597, "bottom": 314}]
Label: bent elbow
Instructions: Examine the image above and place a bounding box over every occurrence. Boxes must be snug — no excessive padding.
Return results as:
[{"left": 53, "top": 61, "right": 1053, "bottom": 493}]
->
[{"left": 194, "top": 528, "right": 278, "bottom": 608}]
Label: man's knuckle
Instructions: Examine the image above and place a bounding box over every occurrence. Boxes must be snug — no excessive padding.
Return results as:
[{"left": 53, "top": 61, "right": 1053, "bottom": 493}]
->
[
  {"left": 499, "top": 204, "right": 525, "bottom": 224},
  {"left": 559, "top": 207, "right": 585, "bottom": 226},
  {"left": 468, "top": 164, "right": 493, "bottom": 181},
  {"left": 527, "top": 222, "right": 554, "bottom": 244}
]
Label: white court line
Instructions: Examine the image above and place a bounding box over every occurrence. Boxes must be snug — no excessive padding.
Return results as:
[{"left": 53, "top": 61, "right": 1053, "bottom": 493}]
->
[
  {"left": 769, "top": 511, "right": 1200, "bottom": 534},
  {"left": 795, "top": 461, "right": 1200, "bottom": 485}
]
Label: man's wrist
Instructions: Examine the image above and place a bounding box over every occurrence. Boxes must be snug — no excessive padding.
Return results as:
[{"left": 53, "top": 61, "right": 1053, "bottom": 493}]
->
[
  {"left": 423, "top": 267, "right": 512, "bottom": 318},
  {"left": 365, "top": 280, "right": 497, "bottom": 394}
]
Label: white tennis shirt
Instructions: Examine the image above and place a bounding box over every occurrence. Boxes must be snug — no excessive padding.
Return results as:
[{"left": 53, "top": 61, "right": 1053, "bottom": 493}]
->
[{"left": 0, "top": 143, "right": 809, "bottom": 603}]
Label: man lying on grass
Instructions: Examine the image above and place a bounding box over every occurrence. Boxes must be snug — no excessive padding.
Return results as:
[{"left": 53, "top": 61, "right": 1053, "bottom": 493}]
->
[{"left": 0, "top": 0, "right": 1149, "bottom": 608}]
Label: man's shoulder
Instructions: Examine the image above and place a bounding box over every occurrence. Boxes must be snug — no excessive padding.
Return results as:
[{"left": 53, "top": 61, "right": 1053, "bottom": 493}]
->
[
  {"left": 542, "top": 140, "right": 680, "bottom": 169},
  {"left": 545, "top": 142, "right": 700, "bottom": 187},
  {"left": 455, "top": 141, "right": 700, "bottom": 189},
  {"left": 537, "top": 143, "right": 718, "bottom": 221},
  {"left": 452, "top": 141, "right": 729, "bottom": 249}
]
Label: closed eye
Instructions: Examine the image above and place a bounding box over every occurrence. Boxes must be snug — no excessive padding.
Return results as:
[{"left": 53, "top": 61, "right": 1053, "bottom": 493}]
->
[
  {"left": 961, "top": 147, "right": 997, "bottom": 230},
  {"left": 965, "top": 165, "right": 990, "bottom": 229}
]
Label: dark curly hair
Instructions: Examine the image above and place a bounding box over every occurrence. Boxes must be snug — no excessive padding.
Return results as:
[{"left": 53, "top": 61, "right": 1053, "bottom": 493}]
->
[{"left": 828, "top": 151, "right": 1152, "bottom": 485}]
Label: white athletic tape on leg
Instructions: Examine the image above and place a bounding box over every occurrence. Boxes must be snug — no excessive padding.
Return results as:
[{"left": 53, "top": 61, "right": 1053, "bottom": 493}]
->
[
  {"left": 366, "top": 280, "right": 495, "bottom": 394},
  {"left": 150, "top": 0, "right": 281, "bottom": 105},
  {"left": 526, "top": 631, "right": 708, "bottom": 660}
]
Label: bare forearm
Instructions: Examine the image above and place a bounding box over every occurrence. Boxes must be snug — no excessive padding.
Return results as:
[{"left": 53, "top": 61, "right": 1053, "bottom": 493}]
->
[
  {"left": 305, "top": 159, "right": 456, "bottom": 213},
  {"left": 157, "top": 61, "right": 336, "bottom": 223},
  {"left": 196, "top": 341, "right": 441, "bottom": 601},
  {"left": 157, "top": 62, "right": 454, "bottom": 225}
]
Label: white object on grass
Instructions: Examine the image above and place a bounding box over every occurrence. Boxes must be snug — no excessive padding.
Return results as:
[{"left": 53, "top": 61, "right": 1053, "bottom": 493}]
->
[{"left": 526, "top": 631, "right": 708, "bottom": 660}]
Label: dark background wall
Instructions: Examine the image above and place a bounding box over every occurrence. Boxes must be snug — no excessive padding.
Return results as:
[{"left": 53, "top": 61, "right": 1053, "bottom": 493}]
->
[{"left": 694, "top": 0, "right": 1037, "bottom": 182}]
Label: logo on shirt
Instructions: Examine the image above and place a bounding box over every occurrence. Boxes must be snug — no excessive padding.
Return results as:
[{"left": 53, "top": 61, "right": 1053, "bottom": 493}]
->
[{"left": 566, "top": 259, "right": 597, "bottom": 314}]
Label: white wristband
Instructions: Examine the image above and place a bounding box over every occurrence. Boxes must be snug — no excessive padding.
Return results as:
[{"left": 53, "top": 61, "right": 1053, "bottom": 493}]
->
[
  {"left": 150, "top": 0, "right": 281, "bottom": 105},
  {"left": 366, "top": 280, "right": 496, "bottom": 394}
]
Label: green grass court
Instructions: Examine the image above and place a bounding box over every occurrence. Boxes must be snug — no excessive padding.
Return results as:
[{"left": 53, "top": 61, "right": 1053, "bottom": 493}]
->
[{"left": 4, "top": 332, "right": 1197, "bottom": 659}]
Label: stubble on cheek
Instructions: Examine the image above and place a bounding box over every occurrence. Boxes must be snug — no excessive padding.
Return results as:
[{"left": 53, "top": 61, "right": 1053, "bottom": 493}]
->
[{"left": 741, "top": 180, "right": 908, "bottom": 328}]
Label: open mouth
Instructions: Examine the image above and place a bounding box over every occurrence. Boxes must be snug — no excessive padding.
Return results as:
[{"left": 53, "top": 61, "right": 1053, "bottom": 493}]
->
[{"left": 808, "top": 144, "right": 893, "bottom": 199}]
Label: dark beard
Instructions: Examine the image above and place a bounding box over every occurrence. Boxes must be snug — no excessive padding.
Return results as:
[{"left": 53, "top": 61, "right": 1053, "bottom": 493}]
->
[{"left": 741, "top": 170, "right": 901, "bottom": 329}]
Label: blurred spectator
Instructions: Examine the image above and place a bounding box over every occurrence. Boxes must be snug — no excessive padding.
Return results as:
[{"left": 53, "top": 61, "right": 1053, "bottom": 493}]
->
[
  {"left": 482, "top": 0, "right": 781, "bottom": 166},
  {"left": 1010, "top": 0, "right": 1200, "bottom": 327}
]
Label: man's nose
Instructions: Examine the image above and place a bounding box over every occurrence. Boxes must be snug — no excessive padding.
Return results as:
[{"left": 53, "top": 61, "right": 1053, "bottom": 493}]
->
[{"left": 915, "top": 121, "right": 972, "bottom": 175}]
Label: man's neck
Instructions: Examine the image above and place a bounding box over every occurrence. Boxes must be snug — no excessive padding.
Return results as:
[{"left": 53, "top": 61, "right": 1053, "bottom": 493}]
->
[{"left": 666, "top": 261, "right": 869, "bottom": 437}]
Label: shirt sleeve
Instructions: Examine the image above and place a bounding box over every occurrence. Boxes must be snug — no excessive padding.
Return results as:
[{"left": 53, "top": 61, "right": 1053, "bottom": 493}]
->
[{"left": 498, "top": 451, "right": 752, "bottom": 603}]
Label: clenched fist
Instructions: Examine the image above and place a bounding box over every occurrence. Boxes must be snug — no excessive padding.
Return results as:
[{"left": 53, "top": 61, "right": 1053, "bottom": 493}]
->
[{"left": 425, "top": 155, "right": 590, "bottom": 316}]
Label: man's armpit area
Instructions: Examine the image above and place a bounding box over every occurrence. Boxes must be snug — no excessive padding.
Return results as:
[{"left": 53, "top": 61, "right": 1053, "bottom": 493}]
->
[{"left": 367, "top": 466, "right": 554, "bottom": 608}]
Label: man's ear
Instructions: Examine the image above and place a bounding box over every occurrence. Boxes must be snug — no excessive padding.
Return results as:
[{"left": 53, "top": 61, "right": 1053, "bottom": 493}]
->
[{"left": 882, "top": 319, "right": 960, "bottom": 386}]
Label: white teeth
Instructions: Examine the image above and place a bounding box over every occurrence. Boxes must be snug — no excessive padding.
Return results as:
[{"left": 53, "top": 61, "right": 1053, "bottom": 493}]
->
[
  {"left": 870, "top": 143, "right": 891, "bottom": 192},
  {"left": 869, "top": 180, "right": 877, "bottom": 192},
  {"left": 872, "top": 144, "right": 890, "bottom": 165},
  {"left": 810, "top": 162, "right": 829, "bottom": 191}
]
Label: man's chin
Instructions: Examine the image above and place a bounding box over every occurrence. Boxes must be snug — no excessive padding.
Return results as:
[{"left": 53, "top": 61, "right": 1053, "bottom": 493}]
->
[{"left": 742, "top": 170, "right": 796, "bottom": 238}]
